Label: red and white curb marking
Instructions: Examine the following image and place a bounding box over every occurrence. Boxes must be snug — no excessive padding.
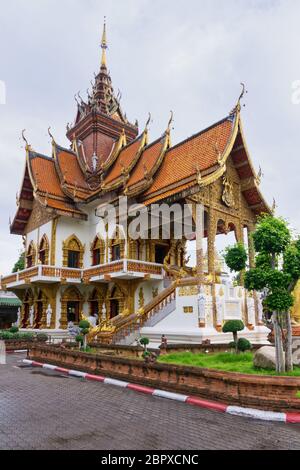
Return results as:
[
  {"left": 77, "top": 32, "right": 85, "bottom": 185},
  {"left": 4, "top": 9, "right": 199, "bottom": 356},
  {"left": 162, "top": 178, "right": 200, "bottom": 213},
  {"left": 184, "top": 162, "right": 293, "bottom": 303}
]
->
[
  {"left": 7, "top": 350, "right": 28, "bottom": 354},
  {"left": 22, "top": 359, "right": 300, "bottom": 424}
]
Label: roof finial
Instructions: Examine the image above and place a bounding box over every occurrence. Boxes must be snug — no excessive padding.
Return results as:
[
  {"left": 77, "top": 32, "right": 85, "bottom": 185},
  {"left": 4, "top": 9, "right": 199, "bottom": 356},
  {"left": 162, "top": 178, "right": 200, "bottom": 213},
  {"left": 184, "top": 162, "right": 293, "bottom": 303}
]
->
[
  {"left": 21, "top": 129, "right": 31, "bottom": 150},
  {"left": 101, "top": 17, "right": 108, "bottom": 68},
  {"left": 229, "top": 83, "right": 248, "bottom": 117},
  {"left": 238, "top": 82, "right": 247, "bottom": 108},
  {"left": 167, "top": 110, "right": 174, "bottom": 132},
  {"left": 271, "top": 198, "right": 277, "bottom": 215},
  {"left": 145, "top": 112, "right": 151, "bottom": 130},
  {"left": 48, "top": 127, "right": 55, "bottom": 142}
]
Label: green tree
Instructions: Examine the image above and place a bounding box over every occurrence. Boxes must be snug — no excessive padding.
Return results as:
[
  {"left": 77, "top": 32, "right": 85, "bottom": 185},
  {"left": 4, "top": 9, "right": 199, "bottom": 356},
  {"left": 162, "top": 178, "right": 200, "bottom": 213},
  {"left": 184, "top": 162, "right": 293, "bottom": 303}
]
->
[
  {"left": 12, "top": 251, "right": 25, "bottom": 273},
  {"left": 78, "top": 319, "right": 91, "bottom": 351},
  {"left": 224, "top": 215, "right": 299, "bottom": 373},
  {"left": 222, "top": 320, "right": 244, "bottom": 353}
]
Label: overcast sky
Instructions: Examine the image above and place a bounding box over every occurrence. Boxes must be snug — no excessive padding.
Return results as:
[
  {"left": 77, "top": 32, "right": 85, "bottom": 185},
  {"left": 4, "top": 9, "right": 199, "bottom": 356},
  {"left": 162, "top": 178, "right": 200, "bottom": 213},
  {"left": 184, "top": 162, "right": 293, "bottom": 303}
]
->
[{"left": 0, "top": 0, "right": 300, "bottom": 274}]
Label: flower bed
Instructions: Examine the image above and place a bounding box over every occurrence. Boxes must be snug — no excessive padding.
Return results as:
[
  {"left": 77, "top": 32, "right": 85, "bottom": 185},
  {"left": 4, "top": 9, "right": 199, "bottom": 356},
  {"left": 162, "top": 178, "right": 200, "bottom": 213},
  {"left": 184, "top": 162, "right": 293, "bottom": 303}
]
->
[{"left": 28, "top": 344, "right": 300, "bottom": 412}]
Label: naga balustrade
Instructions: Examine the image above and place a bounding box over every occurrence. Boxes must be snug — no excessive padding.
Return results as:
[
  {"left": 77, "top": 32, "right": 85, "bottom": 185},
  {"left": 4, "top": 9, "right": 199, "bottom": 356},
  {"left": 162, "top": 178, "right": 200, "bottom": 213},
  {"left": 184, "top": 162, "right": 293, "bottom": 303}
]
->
[{"left": 96, "top": 283, "right": 177, "bottom": 344}]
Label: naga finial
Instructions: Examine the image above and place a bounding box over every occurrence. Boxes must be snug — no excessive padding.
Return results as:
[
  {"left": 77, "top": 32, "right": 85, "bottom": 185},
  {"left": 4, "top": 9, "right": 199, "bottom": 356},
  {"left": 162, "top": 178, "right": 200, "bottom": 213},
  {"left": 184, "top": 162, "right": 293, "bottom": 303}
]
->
[
  {"left": 214, "top": 141, "right": 223, "bottom": 165},
  {"left": 145, "top": 112, "right": 151, "bottom": 130},
  {"left": 271, "top": 197, "right": 277, "bottom": 214},
  {"left": 167, "top": 110, "right": 174, "bottom": 131},
  {"left": 256, "top": 166, "right": 263, "bottom": 185},
  {"left": 21, "top": 129, "right": 30, "bottom": 149},
  {"left": 48, "top": 127, "right": 55, "bottom": 142},
  {"left": 229, "top": 83, "right": 248, "bottom": 116}
]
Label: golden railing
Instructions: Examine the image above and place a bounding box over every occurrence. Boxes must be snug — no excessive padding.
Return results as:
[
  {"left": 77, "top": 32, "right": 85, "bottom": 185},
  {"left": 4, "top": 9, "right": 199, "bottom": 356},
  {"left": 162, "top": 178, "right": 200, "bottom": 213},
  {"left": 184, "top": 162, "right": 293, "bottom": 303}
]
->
[{"left": 1, "top": 260, "right": 163, "bottom": 289}]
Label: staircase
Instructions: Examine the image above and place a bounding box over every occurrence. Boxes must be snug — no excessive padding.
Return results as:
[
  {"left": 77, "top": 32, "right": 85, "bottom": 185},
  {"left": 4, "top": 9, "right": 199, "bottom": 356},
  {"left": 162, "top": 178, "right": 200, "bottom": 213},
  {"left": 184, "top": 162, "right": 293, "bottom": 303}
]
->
[{"left": 95, "top": 284, "right": 177, "bottom": 346}]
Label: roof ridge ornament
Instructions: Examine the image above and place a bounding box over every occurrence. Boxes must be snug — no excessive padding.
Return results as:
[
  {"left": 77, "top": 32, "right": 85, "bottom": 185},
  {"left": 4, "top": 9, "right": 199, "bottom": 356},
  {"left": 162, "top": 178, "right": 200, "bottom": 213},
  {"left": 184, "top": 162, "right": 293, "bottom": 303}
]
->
[
  {"left": 21, "top": 129, "right": 32, "bottom": 151},
  {"left": 271, "top": 198, "right": 277, "bottom": 215},
  {"left": 255, "top": 166, "right": 263, "bottom": 185},
  {"left": 101, "top": 17, "right": 108, "bottom": 68},
  {"left": 229, "top": 82, "right": 248, "bottom": 116},
  {"left": 167, "top": 110, "right": 174, "bottom": 133}
]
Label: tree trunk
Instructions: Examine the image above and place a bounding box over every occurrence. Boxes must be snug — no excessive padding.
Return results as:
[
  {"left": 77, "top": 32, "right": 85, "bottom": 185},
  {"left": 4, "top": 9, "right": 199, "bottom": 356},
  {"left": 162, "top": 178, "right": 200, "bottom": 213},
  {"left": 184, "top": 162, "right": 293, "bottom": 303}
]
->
[
  {"left": 83, "top": 335, "right": 87, "bottom": 351},
  {"left": 233, "top": 331, "right": 238, "bottom": 353},
  {"left": 285, "top": 310, "right": 293, "bottom": 372},
  {"left": 273, "top": 311, "right": 285, "bottom": 373}
]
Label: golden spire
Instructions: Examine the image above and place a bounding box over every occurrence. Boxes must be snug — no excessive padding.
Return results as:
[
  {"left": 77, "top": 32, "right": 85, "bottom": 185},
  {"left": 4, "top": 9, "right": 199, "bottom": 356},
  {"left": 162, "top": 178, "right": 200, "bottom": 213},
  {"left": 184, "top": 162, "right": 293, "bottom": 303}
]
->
[{"left": 101, "top": 17, "right": 108, "bottom": 68}]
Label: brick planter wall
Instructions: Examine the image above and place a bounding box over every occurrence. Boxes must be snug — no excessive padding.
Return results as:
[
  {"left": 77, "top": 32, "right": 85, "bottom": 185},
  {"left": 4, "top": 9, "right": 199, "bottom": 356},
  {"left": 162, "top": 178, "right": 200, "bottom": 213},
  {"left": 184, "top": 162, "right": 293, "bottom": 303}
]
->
[
  {"left": 28, "top": 344, "right": 300, "bottom": 412},
  {"left": 4, "top": 339, "right": 48, "bottom": 351}
]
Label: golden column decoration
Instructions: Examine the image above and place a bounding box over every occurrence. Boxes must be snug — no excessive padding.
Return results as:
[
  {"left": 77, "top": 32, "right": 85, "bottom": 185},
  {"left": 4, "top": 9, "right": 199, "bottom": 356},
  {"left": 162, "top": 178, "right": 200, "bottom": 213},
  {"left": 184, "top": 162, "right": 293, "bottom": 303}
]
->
[
  {"left": 50, "top": 217, "right": 58, "bottom": 266},
  {"left": 207, "top": 207, "right": 217, "bottom": 329}
]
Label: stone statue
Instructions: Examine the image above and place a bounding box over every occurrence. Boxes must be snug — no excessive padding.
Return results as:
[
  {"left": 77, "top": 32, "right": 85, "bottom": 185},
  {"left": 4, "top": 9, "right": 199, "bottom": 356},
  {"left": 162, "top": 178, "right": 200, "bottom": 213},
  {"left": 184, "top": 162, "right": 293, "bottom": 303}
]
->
[
  {"left": 257, "top": 295, "right": 264, "bottom": 325},
  {"left": 29, "top": 306, "right": 34, "bottom": 328},
  {"left": 247, "top": 295, "right": 256, "bottom": 325},
  {"left": 88, "top": 314, "right": 98, "bottom": 328},
  {"left": 68, "top": 321, "right": 80, "bottom": 338},
  {"left": 15, "top": 308, "right": 21, "bottom": 327},
  {"left": 46, "top": 304, "right": 52, "bottom": 328},
  {"left": 197, "top": 287, "right": 206, "bottom": 324},
  {"left": 216, "top": 296, "right": 223, "bottom": 326},
  {"left": 91, "top": 152, "right": 98, "bottom": 172},
  {"left": 0, "top": 340, "right": 6, "bottom": 365},
  {"left": 102, "top": 303, "right": 106, "bottom": 322}
]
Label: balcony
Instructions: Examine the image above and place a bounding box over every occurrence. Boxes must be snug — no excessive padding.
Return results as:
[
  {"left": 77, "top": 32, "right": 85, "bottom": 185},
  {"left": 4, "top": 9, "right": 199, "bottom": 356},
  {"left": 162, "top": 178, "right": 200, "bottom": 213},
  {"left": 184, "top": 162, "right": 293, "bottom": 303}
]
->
[{"left": 1, "top": 260, "right": 164, "bottom": 290}]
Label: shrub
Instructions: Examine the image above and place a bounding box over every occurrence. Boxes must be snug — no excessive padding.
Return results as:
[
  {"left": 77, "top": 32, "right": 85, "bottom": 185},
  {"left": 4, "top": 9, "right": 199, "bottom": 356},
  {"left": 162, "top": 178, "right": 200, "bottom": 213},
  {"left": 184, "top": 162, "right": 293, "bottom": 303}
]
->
[
  {"left": 0, "top": 331, "right": 14, "bottom": 340},
  {"left": 75, "top": 334, "right": 84, "bottom": 345},
  {"left": 36, "top": 333, "right": 49, "bottom": 342},
  {"left": 237, "top": 338, "right": 252, "bottom": 352},
  {"left": 10, "top": 326, "right": 19, "bottom": 334},
  {"left": 139, "top": 337, "right": 150, "bottom": 347},
  {"left": 223, "top": 320, "right": 245, "bottom": 353},
  {"left": 79, "top": 320, "right": 90, "bottom": 330},
  {"left": 224, "top": 243, "right": 247, "bottom": 272},
  {"left": 229, "top": 341, "right": 236, "bottom": 350},
  {"left": 222, "top": 320, "right": 244, "bottom": 334}
]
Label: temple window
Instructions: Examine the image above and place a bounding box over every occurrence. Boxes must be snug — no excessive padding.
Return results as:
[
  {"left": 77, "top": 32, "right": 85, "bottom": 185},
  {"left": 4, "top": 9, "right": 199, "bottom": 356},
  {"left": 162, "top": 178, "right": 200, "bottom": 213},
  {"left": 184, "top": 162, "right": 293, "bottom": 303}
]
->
[
  {"left": 38, "top": 235, "right": 49, "bottom": 265},
  {"left": 111, "top": 244, "right": 121, "bottom": 261},
  {"left": 154, "top": 243, "right": 169, "bottom": 264},
  {"left": 62, "top": 235, "right": 84, "bottom": 269},
  {"left": 68, "top": 250, "right": 80, "bottom": 269},
  {"left": 91, "top": 236, "right": 105, "bottom": 266},
  {"left": 26, "top": 242, "right": 36, "bottom": 268},
  {"left": 109, "top": 228, "right": 125, "bottom": 261}
]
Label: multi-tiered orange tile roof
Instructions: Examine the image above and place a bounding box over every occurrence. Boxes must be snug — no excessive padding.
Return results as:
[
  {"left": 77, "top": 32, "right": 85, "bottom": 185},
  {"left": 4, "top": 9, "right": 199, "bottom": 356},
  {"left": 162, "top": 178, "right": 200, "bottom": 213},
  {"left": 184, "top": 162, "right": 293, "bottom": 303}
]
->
[{"left": 10, "top": 106, "right": 269, "bottom": 235}]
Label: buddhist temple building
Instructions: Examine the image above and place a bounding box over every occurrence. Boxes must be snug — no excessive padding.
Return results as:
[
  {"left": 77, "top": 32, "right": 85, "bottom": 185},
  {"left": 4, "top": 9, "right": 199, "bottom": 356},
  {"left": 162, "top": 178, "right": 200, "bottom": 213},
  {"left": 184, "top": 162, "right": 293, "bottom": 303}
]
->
[{"left": 0, "top": 22, "right": 271, "bottom": 344}]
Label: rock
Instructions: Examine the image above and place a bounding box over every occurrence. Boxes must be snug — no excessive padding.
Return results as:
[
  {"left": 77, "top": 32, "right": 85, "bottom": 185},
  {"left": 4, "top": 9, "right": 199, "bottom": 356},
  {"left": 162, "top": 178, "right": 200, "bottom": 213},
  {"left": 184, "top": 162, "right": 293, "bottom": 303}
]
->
[{"left": 253, "top": 346, "right": 285, "bottom": 370}]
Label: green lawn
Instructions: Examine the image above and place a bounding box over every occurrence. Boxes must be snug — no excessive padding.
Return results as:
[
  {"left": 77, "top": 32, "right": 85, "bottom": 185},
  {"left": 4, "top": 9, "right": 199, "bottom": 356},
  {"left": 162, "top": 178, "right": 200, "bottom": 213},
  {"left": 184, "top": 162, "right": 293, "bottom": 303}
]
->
[{"left": 158, "top": 352, "right": 300, "bottom": 377}]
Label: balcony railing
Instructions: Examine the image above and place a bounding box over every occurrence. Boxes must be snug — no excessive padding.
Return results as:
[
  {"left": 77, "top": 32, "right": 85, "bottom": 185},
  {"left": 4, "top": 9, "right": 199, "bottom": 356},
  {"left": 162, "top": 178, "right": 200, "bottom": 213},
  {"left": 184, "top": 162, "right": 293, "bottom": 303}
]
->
[{"left": 1, "top": 259, "right": 164, "bottom": 289}]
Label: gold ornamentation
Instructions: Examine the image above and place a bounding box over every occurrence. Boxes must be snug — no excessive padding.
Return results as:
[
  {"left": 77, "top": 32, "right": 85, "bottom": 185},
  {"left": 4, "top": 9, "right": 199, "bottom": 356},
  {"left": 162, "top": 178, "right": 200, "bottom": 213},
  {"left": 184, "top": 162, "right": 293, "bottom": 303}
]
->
[
  {"left": 152, "top": 287, "right": 158, "bottom": 299},
  {"left": 138, "top": 287, "right": 145, "bottom": 309},
  {"left": 179, "top": 286, "right": 198, "bottom": 296},
  {"left": 222, "top": 175, "right": 235, "bottom": 208},
  {"left": 62, "top": 234, "right": 84, "bottom": 268}
]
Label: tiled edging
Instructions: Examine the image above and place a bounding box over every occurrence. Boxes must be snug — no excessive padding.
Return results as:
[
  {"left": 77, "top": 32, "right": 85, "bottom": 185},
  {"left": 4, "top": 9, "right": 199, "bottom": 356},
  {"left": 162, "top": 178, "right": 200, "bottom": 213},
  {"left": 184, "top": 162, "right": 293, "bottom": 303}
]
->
[{"left": 22, "top": 359, "right": 300, "bottom": 424}]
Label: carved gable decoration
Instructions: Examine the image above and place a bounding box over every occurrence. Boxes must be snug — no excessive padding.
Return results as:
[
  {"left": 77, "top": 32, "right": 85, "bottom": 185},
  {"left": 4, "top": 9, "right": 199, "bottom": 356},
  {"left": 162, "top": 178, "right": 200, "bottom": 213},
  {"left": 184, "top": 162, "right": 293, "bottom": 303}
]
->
[
  {"left": 25, "top": 199, "right": 53, "bottom": 234},
  {"left": 222, "top": 174, "right": 235, "bottom": 208}
]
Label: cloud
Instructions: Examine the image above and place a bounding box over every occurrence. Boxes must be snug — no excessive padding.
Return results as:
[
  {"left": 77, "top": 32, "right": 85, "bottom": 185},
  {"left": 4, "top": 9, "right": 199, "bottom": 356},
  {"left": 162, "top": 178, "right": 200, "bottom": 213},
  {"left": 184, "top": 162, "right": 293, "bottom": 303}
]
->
[{"left": 0, "top": 0, "right": 299, "bottom": 273}]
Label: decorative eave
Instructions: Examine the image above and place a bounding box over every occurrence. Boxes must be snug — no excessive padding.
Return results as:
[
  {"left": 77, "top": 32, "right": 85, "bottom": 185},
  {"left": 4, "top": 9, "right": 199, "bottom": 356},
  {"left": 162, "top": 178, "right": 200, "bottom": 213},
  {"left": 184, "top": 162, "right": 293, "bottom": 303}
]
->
[
  {"left": 124, "top": 130, "right": 171, "bottom": 198},
  {"left": 101, "top": 128, "right": 127, "bottom": 172},
  {"left": 101, "top": 129, "right": 149, "bottom": 194}
]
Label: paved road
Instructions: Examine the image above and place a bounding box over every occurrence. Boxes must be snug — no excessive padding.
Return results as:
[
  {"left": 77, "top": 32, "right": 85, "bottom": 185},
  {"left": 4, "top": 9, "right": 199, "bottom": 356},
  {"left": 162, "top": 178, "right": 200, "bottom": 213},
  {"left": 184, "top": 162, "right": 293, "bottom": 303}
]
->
[{"left": 0, "top": 354, "right": 300, "bottom": 450}]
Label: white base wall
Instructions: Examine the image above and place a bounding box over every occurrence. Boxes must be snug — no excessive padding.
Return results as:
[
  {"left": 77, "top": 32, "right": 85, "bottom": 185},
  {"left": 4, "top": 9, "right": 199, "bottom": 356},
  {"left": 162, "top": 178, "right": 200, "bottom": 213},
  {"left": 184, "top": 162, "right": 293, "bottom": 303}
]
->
[{"left": 141, "top": 325, "right": 270, "bottom": 347}]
